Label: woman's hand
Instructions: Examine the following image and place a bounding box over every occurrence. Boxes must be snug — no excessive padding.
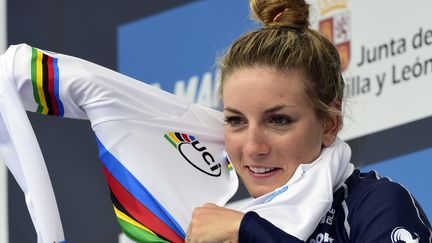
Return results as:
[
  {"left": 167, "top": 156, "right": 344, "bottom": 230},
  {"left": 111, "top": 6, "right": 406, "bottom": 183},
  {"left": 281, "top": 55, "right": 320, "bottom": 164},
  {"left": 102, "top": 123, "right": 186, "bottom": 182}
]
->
[{"left": 186, "top": 203, "right": 244, "bottom": 243}]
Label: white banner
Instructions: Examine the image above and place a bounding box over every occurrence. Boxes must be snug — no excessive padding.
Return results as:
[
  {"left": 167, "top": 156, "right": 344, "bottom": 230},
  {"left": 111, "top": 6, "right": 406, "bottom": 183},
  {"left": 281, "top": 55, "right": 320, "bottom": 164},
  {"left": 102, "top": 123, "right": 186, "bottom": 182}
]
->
[
  {"left": 309, "top": 0, "right": 432, "bottom": 140},
  {"left": 0, "top": 0, "right": 8, "bottom": 241}
]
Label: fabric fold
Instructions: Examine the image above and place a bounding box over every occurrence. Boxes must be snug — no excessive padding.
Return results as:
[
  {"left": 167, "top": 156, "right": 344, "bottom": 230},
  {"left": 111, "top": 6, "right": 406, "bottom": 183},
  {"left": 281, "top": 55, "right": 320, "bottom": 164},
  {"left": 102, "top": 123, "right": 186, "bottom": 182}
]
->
[{"left": 240, "top": 137, "right": 354, "bottom": 241}]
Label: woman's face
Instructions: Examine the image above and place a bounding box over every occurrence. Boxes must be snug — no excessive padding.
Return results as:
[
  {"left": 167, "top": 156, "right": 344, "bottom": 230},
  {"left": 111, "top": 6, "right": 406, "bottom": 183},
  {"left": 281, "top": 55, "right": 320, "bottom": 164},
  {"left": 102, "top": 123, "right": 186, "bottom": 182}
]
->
[{"left": 223, "top": 66, "right": 331, "bottom": 198}]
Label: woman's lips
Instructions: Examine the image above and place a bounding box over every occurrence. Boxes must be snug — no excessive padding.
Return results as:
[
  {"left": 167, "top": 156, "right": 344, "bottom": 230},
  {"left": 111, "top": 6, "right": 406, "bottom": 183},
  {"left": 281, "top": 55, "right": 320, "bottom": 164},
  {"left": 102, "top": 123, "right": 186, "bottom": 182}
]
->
[{"left": 246, "top": 166, "right": 281, "bottom": 178}]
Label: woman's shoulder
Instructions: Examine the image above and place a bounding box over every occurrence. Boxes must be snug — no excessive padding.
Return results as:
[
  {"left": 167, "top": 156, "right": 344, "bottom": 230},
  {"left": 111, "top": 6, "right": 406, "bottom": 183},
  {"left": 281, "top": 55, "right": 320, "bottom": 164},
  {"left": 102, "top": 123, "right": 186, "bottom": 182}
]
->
[
  {"left": 343, "top": 169, "right": 426, "bottom": 219},
  {"left": 339, "top": 169, "right": 431, "bottom": 242},
  {"left": 345, "top": 169, "right": 410, "bottom": 200}
]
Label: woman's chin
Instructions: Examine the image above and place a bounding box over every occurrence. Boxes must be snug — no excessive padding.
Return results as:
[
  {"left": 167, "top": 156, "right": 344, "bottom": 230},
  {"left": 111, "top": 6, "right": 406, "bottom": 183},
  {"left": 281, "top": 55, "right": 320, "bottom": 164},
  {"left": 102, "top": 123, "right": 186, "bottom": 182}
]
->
[
  {"left": 242, "top": 173, "right": 289, "bottom": 198},
  {"left": 246, "top": 185, "right": 278, "bottom": 198}
]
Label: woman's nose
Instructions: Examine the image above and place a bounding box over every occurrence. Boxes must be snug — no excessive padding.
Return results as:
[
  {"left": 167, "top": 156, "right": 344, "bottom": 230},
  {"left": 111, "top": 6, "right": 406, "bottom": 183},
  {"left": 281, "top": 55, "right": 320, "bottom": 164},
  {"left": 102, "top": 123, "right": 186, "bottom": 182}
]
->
[{"left": 242, "top": 124, "right": 270, "bottom": 159}]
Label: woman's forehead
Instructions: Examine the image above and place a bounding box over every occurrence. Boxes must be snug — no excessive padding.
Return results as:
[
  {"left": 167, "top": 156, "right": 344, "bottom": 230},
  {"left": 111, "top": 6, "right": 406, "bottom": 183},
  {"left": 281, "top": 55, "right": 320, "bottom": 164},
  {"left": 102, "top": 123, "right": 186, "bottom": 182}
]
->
[
  {"left": 223, "top": 67, "right": 306, "bottom": 96},
  {"left": 222, "top": 67, "right": 311, "bottom": 112}
]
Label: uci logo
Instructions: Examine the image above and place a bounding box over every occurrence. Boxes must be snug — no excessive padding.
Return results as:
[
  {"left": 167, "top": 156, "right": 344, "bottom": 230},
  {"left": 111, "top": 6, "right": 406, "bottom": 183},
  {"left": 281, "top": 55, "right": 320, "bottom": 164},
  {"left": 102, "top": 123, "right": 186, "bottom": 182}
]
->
[{"left": 164, "top": 132, "right": 221, "bottom": 177}]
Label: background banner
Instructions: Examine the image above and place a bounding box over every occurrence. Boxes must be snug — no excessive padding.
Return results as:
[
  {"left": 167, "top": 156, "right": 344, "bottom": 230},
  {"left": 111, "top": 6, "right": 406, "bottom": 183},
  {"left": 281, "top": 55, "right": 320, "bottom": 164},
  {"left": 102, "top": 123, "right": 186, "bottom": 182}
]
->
[
  {"left": 311, "top": 0, "right": 432, "bottom": 215},
  {"left": 312, "top": 0, "right": 432, "bottom": 140}
]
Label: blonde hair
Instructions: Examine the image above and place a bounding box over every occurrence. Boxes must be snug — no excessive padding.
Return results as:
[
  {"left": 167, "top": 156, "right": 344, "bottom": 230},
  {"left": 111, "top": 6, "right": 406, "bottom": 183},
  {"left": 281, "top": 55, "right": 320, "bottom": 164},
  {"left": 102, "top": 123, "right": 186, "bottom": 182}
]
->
[{"left": 219, "top": 0, "right": 344, "bottom": 121}]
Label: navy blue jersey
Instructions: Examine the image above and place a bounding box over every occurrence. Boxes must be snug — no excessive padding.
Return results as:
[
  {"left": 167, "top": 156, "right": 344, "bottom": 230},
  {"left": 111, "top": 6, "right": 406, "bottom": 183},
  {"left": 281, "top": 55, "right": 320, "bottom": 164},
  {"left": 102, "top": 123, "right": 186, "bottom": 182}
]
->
[{"left": 239, "top": 170, "right": 432, "bottom": 243}]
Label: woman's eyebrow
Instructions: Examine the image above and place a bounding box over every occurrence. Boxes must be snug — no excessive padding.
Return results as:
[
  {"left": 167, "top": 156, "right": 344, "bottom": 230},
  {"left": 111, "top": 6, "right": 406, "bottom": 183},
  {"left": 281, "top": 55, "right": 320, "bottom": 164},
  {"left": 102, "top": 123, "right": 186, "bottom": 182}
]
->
[
  {"left": 224, "top": 105, "right": 296, "bottom": 115},
  {"left": 223, "top": 107, "right": 243, "bottom": 114},
  {"left": 264, "top": 105, "right": 296, "bottom": 114}
]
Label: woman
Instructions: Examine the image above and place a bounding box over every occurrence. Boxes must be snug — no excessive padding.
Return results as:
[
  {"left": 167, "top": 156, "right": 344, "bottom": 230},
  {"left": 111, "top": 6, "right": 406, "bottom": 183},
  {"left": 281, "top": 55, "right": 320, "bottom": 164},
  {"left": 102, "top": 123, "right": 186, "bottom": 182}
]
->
[{"left": 186, "top": 0, "right": 432, "bottom": 242}]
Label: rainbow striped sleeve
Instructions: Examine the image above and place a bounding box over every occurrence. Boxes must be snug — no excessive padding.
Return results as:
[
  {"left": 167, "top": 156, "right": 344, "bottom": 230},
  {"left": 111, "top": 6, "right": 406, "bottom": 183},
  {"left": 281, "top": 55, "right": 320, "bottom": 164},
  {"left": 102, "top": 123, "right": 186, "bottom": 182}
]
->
[{"left": 30, "top": 47, "right": 64, "bottom": 116}]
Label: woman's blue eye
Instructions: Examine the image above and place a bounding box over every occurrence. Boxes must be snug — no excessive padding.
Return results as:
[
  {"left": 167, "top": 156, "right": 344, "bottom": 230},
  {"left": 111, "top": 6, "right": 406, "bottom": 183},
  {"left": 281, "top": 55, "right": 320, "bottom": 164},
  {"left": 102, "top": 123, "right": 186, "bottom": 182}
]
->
[
  {"left": 270, "top": 115, "right": 292, "bottom": 125},
  {"left": 224, "top": 116, "right": 243, "bottom": 126}
]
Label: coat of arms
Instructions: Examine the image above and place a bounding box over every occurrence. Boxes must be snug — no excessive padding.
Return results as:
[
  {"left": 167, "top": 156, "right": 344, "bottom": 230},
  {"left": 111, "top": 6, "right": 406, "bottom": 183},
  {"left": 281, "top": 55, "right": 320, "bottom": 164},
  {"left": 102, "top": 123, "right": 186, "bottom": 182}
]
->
[{"left": 318, "top": 0, "right": 351, "bottom": 71}]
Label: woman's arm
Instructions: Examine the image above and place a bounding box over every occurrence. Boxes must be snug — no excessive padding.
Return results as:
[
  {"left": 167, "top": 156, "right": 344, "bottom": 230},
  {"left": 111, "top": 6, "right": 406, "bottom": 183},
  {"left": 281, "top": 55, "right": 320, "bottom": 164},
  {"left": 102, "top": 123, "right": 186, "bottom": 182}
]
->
[
  {"left": 187, "top": 204, "right": 305, "bottom": 243},
  {"left": 239, "top": 211, "right": 305, "bottom": 243}
]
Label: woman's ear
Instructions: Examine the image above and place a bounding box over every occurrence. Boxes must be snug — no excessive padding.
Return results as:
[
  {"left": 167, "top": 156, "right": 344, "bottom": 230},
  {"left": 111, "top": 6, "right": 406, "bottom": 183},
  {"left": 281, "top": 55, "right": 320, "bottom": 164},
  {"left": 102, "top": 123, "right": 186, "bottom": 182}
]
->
[{"left": 322, "top": 102, "right": 342, "bottom": 147}]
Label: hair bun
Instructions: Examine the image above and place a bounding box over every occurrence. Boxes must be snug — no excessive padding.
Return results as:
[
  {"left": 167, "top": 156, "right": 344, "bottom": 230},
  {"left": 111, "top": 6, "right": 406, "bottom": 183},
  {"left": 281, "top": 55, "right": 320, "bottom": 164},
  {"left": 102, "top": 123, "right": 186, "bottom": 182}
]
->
[{"left": 250, "top": 0, "right": 310, "bottom": 30}]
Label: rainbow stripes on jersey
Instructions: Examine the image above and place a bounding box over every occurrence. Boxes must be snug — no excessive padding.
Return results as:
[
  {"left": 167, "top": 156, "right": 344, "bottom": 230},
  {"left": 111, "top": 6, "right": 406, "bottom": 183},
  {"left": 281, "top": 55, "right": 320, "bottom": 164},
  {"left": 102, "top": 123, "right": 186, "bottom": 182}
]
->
[
  {"left": 31, "top": 47, "right": 64, "bottom": 116},
  {"left": 96, "top": 137, "right": 185, "bottom": 243},
  {"left": 163, "top": 132, "right": 196, "bottom": 148}
]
